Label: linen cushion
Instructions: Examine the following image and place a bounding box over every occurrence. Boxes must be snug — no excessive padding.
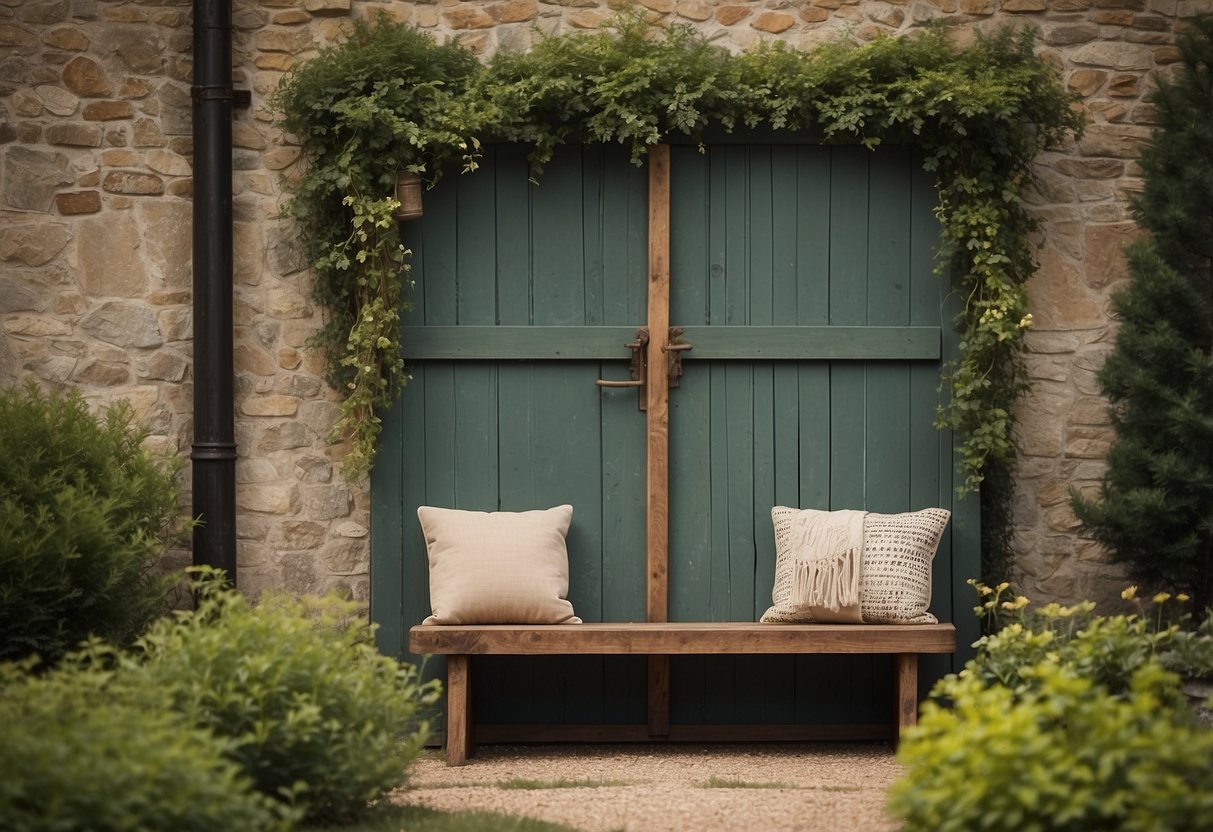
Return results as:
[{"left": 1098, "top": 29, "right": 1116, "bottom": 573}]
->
[
  {"left": 761, "top": 506, "right": 951, "bottom": 625},
  {"left": 417, "top": 504, "right": 581, "bottom": 625}
]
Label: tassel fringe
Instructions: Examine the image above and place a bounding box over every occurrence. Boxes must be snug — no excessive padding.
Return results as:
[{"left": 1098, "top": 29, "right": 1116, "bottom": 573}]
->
[{"left": 791, "top": 548, "right": 859, "bottom": 613}]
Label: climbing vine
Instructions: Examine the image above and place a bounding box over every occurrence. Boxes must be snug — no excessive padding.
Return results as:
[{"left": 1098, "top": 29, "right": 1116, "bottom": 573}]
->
[{"left": 274, "top": 13, "right": 1082, "bottom": 495}]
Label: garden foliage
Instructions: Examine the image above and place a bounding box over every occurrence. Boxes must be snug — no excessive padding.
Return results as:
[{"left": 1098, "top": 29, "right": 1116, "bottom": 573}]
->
[
  {"left": 274, "top": 14, "right": 1083, "bottom": 497},
  {"left": 1071, "top": 17, "right": 1213, "bottom": 610},
  {"left": 890, "top": 586, "right": 1213, "bottom": 831},
  {"left": 0, "top": 649, "right": 289, "bottom": 832},
  {"left": 0, "top": 383, "right": 187, "bottom": 664},
  {"left": 129, "top": 570, "right": 440, "bottom": 824}
]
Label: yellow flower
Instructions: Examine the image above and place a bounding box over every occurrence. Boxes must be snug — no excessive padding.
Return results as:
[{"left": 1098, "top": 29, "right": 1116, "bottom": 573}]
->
[
  {"left": 996, "top": 582, "right": 1010, "bottom": 592},
  {"left": 1153, "top": 592, "right": 1172, "bottom": 604},
  {"left": 1018, "top": 313, "right": 1034, "bottom": 329},
  {"left": 1121, "top": 586, "right": 1138, "bottom": 601},
  {"left": 1001, "top": 596, "right": 1030, "bottom": 612},
  {"left": 979, "top": 585, "right": 994, "bottom": 597},
  {"left": 1177, "top": 593, "right": 1191, "bottom": 603}
]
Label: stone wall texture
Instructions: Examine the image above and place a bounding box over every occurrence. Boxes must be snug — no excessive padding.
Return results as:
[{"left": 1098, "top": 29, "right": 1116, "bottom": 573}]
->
[{"left": 2, "top": 0, "right": 1211, "bottom": 606}]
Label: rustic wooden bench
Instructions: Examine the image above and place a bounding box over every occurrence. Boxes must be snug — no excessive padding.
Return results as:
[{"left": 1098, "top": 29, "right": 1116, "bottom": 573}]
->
[{"left": 409, "top": 620, "right": 956, "bottom": 765}]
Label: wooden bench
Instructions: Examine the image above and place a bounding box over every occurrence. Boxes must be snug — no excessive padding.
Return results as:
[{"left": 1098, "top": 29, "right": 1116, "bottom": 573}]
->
[{"left": 409, "top": 620, "right": 956, "bottom": 765}]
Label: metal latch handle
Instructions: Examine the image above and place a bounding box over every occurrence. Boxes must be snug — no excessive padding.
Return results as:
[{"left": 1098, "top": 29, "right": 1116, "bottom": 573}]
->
[{"left": 595, "top": 328, "right": 649, "bottom": 411}]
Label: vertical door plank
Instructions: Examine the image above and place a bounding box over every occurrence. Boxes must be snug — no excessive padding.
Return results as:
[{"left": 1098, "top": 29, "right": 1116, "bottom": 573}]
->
[
  {"left": 533, "top": 149, "right": 587, "bottom": 326},
  {"left": 600, "top": 145, "right": 648, "bottom": 723},
  {"left": 496, "top": 144, "right": 532, "bottom": 326}
]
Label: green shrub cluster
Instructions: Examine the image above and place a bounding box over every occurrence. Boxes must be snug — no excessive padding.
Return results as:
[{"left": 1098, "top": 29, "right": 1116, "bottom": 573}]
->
[
  {"left": 890, "top": 586, "right": 1213, "bottom": 831},
  {"left": 0, "top": 383, "right": 188, "bottom": 664},
  {"left": 0, "top": 651, "right": 290, "bottom": 832},
  {"left": 129, "top": 571, "right": 441, "bottom": 823},
  {"left": 0, "top": 573, "right": 439, "bottom": 829}
]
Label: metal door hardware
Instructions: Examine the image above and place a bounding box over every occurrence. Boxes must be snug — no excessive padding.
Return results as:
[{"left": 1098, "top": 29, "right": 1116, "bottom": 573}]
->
[{"left": 596, "top": 328, "right": 650, "bottom": 411}]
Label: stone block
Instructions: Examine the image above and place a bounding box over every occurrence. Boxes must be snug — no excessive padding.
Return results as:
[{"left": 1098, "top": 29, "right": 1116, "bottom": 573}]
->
[
  {"left": 1077, "top": 124, "right": 1152, "bottom": 158},
  {"left": 752, "top": 11, "right": 796, "bottom": 32},
  {"left": 81, "top": 302, "right": 163, "bottom": 348},
  {"left": 145, "top": 150, "right": 191, "bottom": 176},
  {"left": 677, "top": 1, "right": 712, "bottom": 20},
  {"left": 235, "top": 343, "right": 277, "bottom": 376},
  {"left": 1066, "top": 426, "right": 1114, "bottom": 459},
  {"left": 335, "top": 520, "right": 369, "bottom": 538},
  {"left": 55, "top": 190, "right": 101, "bottom": 214},
  {"left": 62, "top": 55, "right": 111, "bottom": 96},
  {"left": 140, "top": 350, "right": 189, "bottom": 382},
  {"left": 277, "top": 520, "right": 326, "bottom": 549},
  {"left": 304, "top": 484, "right": 352, "bottom": 521},
  {"left": 256, "top": 421, "right": 311, "bottom": 453},
  {"left": 1070, "top": 396, "right": 1111, "bottom": 426},
  {"left": 1002, "top": 0, "right": 1046, "bottom": 9},
  {"left": 0, "top": 23, "right": 39, "bottom": 48},
  {"left": 101, "top": 149, "right": 140, "bottom": 166},
  {"left": 103, "top": 171, "right": 164, "bottom": 195},
  {"left": 566, "top": 9, "right": 603, "bottom": 27},
  {"left": 35, "top": 84, "right": 78, "bottom": 115},
  {"left": 270, "top": 10, "right": 309, "bottom": 25},
  {"left": 716, "top": 5, "right": 750, "bottom": 24},
  {"left": 45, "top": 122, "right": 103, "bottom": 147},
  {"left": 295, "top": 454, "right": 333, "bottom": 483},
  {"left": 1107, "top": 73, "right": 1139, "bottom": 97},
  {"left": 75, "top": 359, "right": 130, "bottom": 386},
  {"left": 236, "top": 482, "right": 299, "bottom": 514},
  {"left": 158, "top": 307, "right": 192, "bottom": 342},
  {"left": 4, "top": 315, "right": 71, "bottom": 337},
  {"left": 1082, "top": 221, "right": 1140, "bottom": 287},
  {"left": 241, "top": 395, "right": 300, "bottom": 416},
  {"left": 266, "top": 286, "right": 311, "bottom": 319},
  {"left": 320, "top": 539, "right": 366, "bottom": 576},
  {"left": 488, "top": 0, "right": 537, "bottom": 21},
  {"left": 0, "top": 223, "right": 71, "bottom": 266},
  {"left": 82, "top": 100, "right": 133, "bottom": 120},
  {"left": 0, "top": 279, "right": 46, "bottom": 314},
  {"left": 1070, "top": 41, "right": 1153, "bottom": 70},
  {"left": 120, "top": 77, "right": 150, "bottom": 98},
  {"left": 1029, "top": 246, "right": 1103, "bottom": 330},
  {"left": 305, "top": 0, "right": 351, "bottom": 11},
  {"left": 253, "top": 28, "right": 312, "bottom": 53},
  {"left": 1046, "top": 24, "right": 1097, "bottom": 45},
  {"left": 1053, "top": 158, "right": 1124, "bottom": 179},
  {"left": 78, "top": 213, "right": 148, "bottom": 297},
  {"left": 801, "top": 6, "right": 830, "bottom": 21},
  {"left": 2, "top": 146, "right": 75, "bottom": 211}
]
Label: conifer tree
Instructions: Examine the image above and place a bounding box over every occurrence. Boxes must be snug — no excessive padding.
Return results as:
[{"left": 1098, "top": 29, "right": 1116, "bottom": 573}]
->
[{"left": 1072, "top": 17, "right": 1213, "bottom": 609}]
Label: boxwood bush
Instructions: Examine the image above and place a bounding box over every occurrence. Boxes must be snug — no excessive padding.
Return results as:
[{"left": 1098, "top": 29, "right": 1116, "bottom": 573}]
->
[
  {"left": 0, "top": 383, "right": 188, "bottom": 664},
  {"left": 129, "top": 571, "right": 440, "bottom": 823},
  {"left": 890, "top": 588, "right": 1213, "bottom": 831},
  {"left": 0, "top": 650, "right": 290, "bottom": 832}
]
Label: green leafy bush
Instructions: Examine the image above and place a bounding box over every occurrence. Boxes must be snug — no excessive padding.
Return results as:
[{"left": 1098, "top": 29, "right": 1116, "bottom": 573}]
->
[
  {"left": 891, "top": 662, "right": 1213, "bottom": 832},
  {"left": 129, "top": 571, "right": 440, "bottom": 823},
  {"left": 891, "top": 584, "right": 1213, "bottom": 831},
  {"left": 0, "top": 383, "right": 188, "bottom": 664},
  {"left": 0, "top": 650, "right": 289, "bottom": 832}
]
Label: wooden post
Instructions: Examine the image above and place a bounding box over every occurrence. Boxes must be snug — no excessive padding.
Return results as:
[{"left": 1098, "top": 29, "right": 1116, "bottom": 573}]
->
[
  {"left": 646, "top": 144, "right": 672, "bottom": 738},
  {"left": 893, "top": 652, "right": 918, "bottom": 749},
  {"left": 446, "top": 655, "right": 473, "bottom": 766}
]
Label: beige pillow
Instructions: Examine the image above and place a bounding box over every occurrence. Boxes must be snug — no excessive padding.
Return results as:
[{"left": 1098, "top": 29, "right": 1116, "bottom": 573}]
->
[
  {"left": 761, "top": 506, "right": 950, "bottom": 625},
  {"left": 417, "top": 505, "right": 581, "bottom": 625}
]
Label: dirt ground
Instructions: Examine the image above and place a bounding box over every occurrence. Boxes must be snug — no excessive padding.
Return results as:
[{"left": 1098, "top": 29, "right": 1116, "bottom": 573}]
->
[{"left": 390, "top": 743, "right": 904, "bottom": 832}]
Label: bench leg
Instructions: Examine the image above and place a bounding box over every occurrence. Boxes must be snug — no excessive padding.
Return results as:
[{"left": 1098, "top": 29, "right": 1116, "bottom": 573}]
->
[
  {"left": 893, "top": 653, "right": 918, "bottom": 750},
  {"left": 446, "top": 655, "right": 473, "bottom": 766},
  {"left": 647, "top": 655, "right": 670, "bottom": 737}
]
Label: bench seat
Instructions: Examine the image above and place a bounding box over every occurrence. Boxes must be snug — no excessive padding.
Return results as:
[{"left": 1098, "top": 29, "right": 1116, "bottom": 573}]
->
[{"left": 410, "top": 621, "right": 956, "bottom": 765}]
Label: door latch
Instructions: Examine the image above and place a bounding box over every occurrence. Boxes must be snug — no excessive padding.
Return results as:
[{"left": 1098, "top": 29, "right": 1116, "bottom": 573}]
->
[
  {"left": 663, "top": 326, "right": 692, "bottom": 388},
  {"left": 595, "top": 327, "right": 649, "bottom": 411}
]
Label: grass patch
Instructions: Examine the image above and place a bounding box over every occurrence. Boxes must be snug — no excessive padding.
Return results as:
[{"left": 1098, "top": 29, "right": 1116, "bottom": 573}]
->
[
  {"left": 497, "top": 777, "right": 634, "bottom": 790},
  {"left": 701, "top": 776, "right": 796, "bottom": 790},
  {"left": 305, "top": 803, "right": 578, "bottom": 831}
]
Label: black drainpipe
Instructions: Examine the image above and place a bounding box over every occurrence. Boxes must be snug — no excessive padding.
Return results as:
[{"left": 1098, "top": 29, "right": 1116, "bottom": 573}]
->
[{"left": 191, "top": 0, "right": 237, "bottom": 583}]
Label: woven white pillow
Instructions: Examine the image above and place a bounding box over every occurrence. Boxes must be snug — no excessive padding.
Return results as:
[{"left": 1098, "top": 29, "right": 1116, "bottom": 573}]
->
[
  {"left": 417, "top": 505, "right": 581, "bottom": 625},
  {"left": 761, "top": 506, "right": 951, "bottom": 624}
]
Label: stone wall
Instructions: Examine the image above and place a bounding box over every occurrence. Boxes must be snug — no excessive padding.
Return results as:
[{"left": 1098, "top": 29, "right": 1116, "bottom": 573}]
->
[{"left": 1, "top": 0, "right": 1210, "bottom": 605}]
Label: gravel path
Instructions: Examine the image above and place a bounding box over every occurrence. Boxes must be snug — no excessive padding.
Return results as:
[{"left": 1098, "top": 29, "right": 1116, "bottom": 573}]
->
[{"left": 390, "top": 743, "right": 904, "bottom": 832}]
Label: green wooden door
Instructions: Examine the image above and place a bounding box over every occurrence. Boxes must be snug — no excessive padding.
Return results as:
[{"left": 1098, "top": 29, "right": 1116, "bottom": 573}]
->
[{"left": 371, "top": 140, "right": 978, "bottom": 733}]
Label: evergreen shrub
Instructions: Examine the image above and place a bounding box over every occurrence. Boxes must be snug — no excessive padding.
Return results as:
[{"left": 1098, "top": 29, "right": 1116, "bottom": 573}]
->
[
  {"left": 0, "top": 383, "right": 188, "bottom": 664},
  {"left": 130, "top": 571, "right": 440, "bottom": 823},
  {"left": 0, "top": 650, "right": 289, "bottom": 832},
  {"left": 1072, "top": 16, "right": 1213, "bottom": 608}
]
